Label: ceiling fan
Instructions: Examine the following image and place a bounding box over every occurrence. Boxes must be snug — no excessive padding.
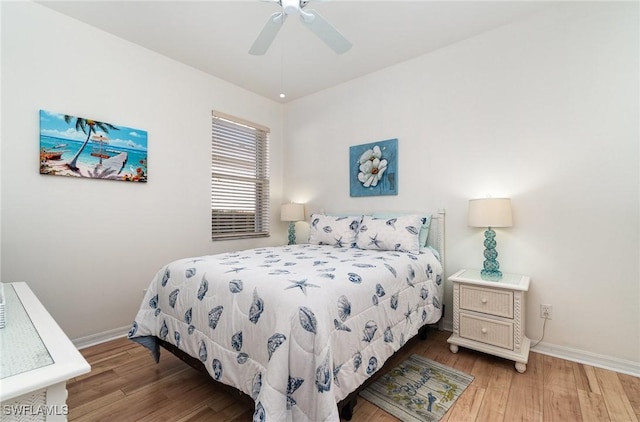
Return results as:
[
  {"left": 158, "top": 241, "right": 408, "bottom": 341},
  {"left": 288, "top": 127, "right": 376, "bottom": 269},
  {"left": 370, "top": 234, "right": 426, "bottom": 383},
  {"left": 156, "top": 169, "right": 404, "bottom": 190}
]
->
[{"left": 249, "top": 0, "right": 352, "bottom": 55}]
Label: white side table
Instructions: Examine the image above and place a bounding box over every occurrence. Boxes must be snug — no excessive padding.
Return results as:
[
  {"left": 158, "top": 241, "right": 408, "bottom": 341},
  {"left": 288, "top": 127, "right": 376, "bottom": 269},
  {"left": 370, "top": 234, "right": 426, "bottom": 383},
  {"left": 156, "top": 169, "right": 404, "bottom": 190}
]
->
[
  {"left": 0, "top": 282, "right": 91, "bottom": 421},
  {"left": 447, "top": 269, "right": 531, "bottom": 373}
]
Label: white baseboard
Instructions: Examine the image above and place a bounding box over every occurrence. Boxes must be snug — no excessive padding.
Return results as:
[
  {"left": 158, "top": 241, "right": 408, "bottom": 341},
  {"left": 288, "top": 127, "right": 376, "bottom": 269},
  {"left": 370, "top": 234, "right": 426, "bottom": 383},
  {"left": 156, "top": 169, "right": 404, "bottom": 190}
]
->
[
  {"left": 531, "top": 342, "right": 640, "bottom": 377},
  {"left": 439, "top": 318, "right": 639, "bottom": 377},
  {"left": 73, "top": 325, "right": 130, "bottom": 350}
]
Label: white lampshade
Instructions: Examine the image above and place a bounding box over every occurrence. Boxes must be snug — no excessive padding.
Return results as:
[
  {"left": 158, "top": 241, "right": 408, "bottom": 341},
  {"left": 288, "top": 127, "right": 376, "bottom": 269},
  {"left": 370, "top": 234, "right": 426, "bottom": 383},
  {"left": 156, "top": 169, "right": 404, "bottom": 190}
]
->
[
  {"left": 281, "top": 203, "right": 305, "bottom": 222},
  {"left": 468, "top": 198, "right": 513, "bottom": 228}
]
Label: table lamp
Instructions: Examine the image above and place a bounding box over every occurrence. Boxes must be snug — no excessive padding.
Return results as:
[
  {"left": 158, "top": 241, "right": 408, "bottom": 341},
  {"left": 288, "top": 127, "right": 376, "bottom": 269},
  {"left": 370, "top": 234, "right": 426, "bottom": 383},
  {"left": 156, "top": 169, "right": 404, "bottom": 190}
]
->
[
  {"left": 468, "top": 198, "right": 512, "bottom": 280},
  {"left": 281, "top": 203, "right": 305, "bottom": 245}
]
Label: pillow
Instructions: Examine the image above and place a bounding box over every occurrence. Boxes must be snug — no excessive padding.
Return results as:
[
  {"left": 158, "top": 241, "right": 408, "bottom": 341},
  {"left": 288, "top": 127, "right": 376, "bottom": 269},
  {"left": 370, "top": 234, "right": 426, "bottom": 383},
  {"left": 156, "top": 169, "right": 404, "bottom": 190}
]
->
[
  {"left": 420, "top": 215, "right": 432, "bottom": 247},
  {"left": 356, "top": 214, "right": 423, "bottom": 253},
  {"left": 309, "top": 214, "right": 362, "bottom": 248},
  {"left": 371, "top": 213, "right": 431, "bottom": 247}
]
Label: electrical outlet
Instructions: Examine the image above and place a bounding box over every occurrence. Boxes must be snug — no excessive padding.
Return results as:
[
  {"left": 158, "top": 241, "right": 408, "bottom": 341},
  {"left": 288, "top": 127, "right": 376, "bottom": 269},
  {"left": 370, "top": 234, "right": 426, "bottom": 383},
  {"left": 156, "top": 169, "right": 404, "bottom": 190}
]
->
[{"left": 540, "top": 304, "right": 553, "bottom": 319}]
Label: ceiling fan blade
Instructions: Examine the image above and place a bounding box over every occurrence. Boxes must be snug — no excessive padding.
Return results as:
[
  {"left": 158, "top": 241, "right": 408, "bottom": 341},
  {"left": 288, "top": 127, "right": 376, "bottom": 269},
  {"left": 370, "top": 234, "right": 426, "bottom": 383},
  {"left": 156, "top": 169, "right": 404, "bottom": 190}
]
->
[
  {"left": 249, "top": 12, "right": 286, "bottom": 55},
  {"left": 300, "top": 9, "right": 352, "bottom": 54}
]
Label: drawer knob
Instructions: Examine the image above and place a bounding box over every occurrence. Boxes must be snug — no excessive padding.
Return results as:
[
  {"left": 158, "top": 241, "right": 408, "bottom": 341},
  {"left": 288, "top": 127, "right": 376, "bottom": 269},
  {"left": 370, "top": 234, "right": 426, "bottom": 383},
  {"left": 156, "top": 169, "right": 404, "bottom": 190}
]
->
[
  {"left": 481, "top": 298, "right": 488, "bottom": 304},
  {"left": 481, "top": 328, "right": 488, "bottom": 334}
]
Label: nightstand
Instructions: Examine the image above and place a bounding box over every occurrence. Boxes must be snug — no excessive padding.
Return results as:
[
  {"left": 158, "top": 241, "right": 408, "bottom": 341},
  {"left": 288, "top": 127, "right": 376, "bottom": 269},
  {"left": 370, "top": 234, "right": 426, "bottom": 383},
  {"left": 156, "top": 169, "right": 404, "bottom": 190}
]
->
[{"left": 447, "top": 269, "right": 531, "bottom": 373}]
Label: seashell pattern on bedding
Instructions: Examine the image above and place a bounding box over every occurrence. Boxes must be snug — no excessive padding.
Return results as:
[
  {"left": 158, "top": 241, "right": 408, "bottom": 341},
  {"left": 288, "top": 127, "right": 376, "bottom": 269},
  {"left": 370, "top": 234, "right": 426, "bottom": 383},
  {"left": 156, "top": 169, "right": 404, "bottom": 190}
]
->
[{"left": 129, "top": 243, "right": 443, "bottom": 422}]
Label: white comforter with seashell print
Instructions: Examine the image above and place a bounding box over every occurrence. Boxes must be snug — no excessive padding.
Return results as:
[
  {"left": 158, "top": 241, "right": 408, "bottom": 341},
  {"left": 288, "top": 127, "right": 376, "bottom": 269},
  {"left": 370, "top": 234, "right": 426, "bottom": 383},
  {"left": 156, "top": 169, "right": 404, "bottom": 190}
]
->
[{"left": 129, "top": 244, "right": 443, "bottom": 422}]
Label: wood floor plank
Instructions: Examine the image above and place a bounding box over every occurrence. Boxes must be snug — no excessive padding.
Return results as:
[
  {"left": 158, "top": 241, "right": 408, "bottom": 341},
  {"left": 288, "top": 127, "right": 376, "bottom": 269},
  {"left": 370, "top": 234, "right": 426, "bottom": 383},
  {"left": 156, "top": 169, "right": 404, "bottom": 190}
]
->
[
  {"left": 351, "top": 399, "right": 383, "bottom": 420},
  {"left": 448, "top": 346, "right": 478, "bottom": 376},
  {"left": 474, "top": 362, "right": 513, "bottom": 422},
  {"left": 119, "top": 356, "right": 189, "bottom": 395},
  {"left": 595, "top": 367, "right": 639, "bottom": 422},
  {"left": 545, "top": 355, "right": 578, "bottom": 396},
  {"left": 543, "top": 357, "right": 584, "bottom": 421},
  {"left": 212, "top": 399, "right": 256, "bottom": 421},
  {"left": 440, "top": 384, "right": 484, "bottom": 422},
  {"left": 467, "top": 351, "right": 500, "bottom": 389},
  {"left": 72, "top": 388, "right": 171, "bottom": 422},
  {"left": 79, "top": 336, "right": 135, "bottom": 359},
  {"left": 65, "top": 330, "right": 639, "bottom": 422},
  {"left": 577, "top": 389, "right": 612, "bottom": 422},
  {"left": 72, "top": 351, "right": 134, "bottom": 382},
  {"left": 175, "top": 407, "right": 219, "bottom": 422},
  {"left": 67, "top": 371, "right": 132, "bottom": 409},
  {"left": 503, "top": 351, "right": 544, "bottom": 422},
  {"left": 138, "top": 384, "right": 231, "bottom": 422},
  {"left": 68, "top": 390, "right": 127, "bottom": 420},
  {"left": 573, "top": 361, "right": 592, "bottom": 392},
  {"left": 582, "top": 365, "right": 603, "bottom": 394},
  {"left": 618, "top": 372, "right": 640, "bottom": 419},
  {"left": 225, "top": 409, "right": 256, "bottom": 421}
]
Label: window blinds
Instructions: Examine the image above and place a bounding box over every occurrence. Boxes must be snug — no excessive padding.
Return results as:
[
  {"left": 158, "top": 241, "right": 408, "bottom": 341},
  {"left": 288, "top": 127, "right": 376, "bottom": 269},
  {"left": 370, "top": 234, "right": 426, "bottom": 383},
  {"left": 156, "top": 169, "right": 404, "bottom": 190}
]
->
[{"left": 211, "top": 111, "right": 270, "bottom": 240}]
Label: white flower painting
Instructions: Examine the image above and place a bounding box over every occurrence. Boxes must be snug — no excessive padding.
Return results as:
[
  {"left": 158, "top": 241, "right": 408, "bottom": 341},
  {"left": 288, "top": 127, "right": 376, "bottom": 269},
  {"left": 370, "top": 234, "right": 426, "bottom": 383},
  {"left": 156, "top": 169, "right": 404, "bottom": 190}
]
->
[
  {"left": 350, "top": 138, "right": 398, "bottom": 197},
  {"left": 357, "top": 145, "right": 388, "bottom": 187}
]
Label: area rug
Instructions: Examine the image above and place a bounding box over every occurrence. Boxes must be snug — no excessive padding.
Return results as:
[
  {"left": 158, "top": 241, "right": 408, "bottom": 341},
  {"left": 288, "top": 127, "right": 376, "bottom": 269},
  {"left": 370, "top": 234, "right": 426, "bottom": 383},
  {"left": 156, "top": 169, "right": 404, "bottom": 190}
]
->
[{"left": 359, "top": 354, "right": 474, "bottom": 422}]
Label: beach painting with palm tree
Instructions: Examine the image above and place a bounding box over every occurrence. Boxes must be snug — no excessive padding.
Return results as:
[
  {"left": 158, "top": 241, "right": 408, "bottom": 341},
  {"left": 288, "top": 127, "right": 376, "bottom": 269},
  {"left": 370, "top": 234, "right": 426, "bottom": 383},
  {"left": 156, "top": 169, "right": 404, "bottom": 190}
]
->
[{"left": 39, "top": 109, "right": 148, "bottom": 182}]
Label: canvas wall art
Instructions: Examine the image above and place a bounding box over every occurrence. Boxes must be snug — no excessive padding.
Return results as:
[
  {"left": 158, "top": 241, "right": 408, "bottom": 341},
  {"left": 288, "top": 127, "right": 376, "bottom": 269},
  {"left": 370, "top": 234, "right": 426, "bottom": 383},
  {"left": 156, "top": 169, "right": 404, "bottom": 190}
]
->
[
  {"left": 39, "top": 110, "right": 148, "bottom": 182},
  {"left": 350, "top": 138, "right": 398, "bottom": 197}
]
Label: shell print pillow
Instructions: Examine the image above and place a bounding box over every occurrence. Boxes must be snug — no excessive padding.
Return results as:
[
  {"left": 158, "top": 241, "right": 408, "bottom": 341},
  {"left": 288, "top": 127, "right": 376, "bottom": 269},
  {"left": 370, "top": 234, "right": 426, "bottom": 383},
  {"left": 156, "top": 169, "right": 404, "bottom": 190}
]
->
[
  {"left": 356, "top": 214, "right": 423, "bottom": 253},
  {"left": 308, "top": 214, "right": 363, "bottom": 248}
]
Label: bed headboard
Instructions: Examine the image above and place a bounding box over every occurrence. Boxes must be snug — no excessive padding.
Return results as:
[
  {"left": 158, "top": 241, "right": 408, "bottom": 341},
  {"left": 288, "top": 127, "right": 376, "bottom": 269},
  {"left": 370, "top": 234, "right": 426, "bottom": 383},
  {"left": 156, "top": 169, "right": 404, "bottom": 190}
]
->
[{"left": 427, "top": 210, "right": 446, "bottom": 271}]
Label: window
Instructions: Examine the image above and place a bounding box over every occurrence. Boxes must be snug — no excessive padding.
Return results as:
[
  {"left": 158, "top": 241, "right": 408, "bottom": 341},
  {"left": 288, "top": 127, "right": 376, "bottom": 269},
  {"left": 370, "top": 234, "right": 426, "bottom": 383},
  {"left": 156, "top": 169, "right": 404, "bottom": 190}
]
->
[{"left": 211, "top": 111, "right": 270, "bottom": 240}]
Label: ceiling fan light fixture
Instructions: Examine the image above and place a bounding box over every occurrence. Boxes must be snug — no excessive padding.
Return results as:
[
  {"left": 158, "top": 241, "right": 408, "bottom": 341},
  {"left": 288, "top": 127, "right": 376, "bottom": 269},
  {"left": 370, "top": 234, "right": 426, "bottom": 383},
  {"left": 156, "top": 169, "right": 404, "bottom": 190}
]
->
[
  {"left": 249, "top": 0, "right": 352, "bottom": 56},
  {"left": 282, "top": 0, "right": 300, "bottom": 15}
]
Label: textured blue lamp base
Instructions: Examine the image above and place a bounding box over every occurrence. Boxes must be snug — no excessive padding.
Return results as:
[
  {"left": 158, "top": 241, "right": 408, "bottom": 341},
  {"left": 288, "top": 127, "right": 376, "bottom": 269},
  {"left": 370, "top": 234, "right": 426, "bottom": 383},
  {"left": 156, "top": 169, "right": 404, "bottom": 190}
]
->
[
  {"left": 480, "top": 227, "right": 502, "bottom": 281},
  {"left": 287, "top": 222, "right": 296, "bottom": 245}
]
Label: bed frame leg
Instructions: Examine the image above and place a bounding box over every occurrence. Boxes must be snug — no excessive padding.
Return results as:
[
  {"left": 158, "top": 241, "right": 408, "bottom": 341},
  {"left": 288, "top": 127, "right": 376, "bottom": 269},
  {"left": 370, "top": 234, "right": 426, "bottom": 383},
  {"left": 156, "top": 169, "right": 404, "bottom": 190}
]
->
[
  {"left": 340, "top": 396, "right": 357, "bottom": 420},
  {"left": 419, "top": 325, "right": 429, "bottom": 340}
]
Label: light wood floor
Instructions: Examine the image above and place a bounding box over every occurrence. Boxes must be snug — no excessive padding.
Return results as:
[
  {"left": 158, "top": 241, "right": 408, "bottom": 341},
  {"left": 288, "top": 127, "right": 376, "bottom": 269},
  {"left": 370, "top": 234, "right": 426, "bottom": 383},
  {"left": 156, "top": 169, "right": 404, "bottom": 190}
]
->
[{"left": 67, "top": 329, "right": 639, "bottom": 421}]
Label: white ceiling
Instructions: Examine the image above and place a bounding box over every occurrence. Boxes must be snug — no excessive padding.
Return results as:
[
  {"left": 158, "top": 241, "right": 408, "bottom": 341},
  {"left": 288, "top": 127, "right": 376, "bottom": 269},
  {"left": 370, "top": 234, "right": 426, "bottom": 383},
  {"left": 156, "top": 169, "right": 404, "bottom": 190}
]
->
[{"left": 37, "top": 0, "right": 553, "bottom": 103}]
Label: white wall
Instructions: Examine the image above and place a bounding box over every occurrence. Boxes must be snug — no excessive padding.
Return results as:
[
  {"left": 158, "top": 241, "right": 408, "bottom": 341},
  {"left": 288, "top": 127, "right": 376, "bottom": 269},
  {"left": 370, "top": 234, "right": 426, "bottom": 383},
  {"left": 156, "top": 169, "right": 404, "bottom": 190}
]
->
[
  {"left": 0, "top": 2, "right": 285, "bottom": 339},
  {"left": 1, "top": 1, "right": 638, "bottom": 370},
  {"left": 284, "top": 3, "right": 639, "bottom": 365}
]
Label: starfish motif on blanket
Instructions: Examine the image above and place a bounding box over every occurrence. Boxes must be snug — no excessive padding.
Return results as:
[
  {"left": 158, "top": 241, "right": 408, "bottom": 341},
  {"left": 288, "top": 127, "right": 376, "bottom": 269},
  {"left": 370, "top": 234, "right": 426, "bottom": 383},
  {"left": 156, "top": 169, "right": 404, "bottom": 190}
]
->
[
  {"left": 368, "top": 234, "right": 383, "bottom": 249},
  {"left": 285, "top": 279, "right": 320, "bottom": 295},
  {"left": 404, "top": 304, "right": 414, "bottom": 323}
]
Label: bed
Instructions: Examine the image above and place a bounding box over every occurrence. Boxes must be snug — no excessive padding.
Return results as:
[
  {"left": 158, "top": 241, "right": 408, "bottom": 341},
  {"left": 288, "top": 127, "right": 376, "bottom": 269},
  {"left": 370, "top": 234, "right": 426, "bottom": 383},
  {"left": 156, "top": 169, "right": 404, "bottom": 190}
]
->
[{"left": 129, "top": 211, "right": 445, "bottom": 421}]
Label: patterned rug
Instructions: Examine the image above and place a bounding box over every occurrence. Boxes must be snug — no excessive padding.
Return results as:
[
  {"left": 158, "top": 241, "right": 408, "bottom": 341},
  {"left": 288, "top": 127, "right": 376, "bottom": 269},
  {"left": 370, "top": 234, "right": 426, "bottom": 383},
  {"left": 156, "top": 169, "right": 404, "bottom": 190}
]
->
[{"left": 359, "top": 354, "right": 474, "bottom": 422}]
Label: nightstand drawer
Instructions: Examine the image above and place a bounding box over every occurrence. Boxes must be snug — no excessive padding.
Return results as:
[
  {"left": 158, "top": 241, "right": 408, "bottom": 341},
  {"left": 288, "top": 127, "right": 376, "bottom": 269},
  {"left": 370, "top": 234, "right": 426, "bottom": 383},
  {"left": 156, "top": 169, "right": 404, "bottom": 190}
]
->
[
  {"left": 460, "top": 285, "right": 513, "bottom": 318},
  {"left": 459, "top": 313, "right": 514, "bottom": 350}
]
